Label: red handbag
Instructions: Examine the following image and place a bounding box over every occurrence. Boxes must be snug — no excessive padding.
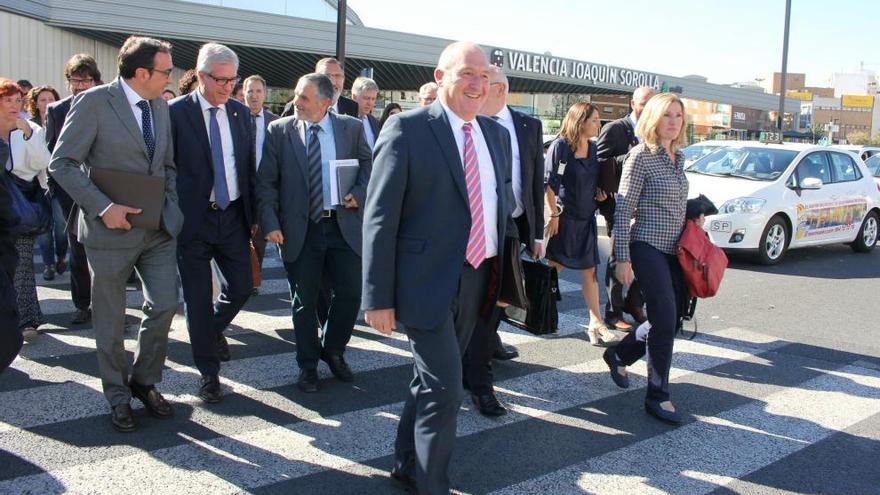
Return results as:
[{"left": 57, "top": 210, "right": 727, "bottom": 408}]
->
[{"left": 677, "top": 219, "right": 728, "bottom": 298}]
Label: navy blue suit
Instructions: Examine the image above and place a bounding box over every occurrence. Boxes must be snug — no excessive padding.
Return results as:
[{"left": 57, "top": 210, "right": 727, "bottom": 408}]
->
[
  {"left": 362, "top": 101, "right": 513, "bottom": 494},
  {"left": 169, "top": 92, "right": 256, "bottom": 378}
]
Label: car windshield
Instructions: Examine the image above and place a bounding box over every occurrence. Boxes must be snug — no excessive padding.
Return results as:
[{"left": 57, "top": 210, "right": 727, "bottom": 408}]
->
[
  {"left": 682, "top": 145, "right": 721, "bottom": 166},
  {"left": 686, "top": 147, "right": 798, "bottom": 181},
  {"left": 866, "top": 155, "right": 880, "bottom": 177}
]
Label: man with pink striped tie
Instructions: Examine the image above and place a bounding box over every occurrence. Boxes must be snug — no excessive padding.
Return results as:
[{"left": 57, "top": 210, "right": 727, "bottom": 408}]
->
[{"left": 362, "top": 41, "right": 514, "bottom": 494}]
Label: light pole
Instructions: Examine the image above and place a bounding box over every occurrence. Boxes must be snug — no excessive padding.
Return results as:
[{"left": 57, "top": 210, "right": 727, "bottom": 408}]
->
[
  {"left": 776, "top": 0, "right": 792, "bottom": 131},
  {"left": 335, "top": 0, "right": 347, "bottom": 65}
]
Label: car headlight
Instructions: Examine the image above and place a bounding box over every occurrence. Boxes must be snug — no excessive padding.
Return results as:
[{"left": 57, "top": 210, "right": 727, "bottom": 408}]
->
[{"left": 719, "top": 197, "right": 766, "bottom": 214}]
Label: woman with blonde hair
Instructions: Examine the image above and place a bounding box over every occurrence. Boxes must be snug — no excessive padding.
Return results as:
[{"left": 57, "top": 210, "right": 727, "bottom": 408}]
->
[
  {"left": 602, "top": 93, "right": 691, "bottom": 424},
  {"left": 544, "top": 102, "right": 618, "bottom": 346}
]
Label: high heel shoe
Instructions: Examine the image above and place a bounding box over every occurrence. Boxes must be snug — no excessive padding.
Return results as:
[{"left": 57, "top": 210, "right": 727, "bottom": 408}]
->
[{"left": 586, "top": 323, "right": 620, "bottom": 347}]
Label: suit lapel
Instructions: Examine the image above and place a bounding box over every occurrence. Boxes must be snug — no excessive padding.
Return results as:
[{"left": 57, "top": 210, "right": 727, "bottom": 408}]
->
[
  {"left": 107, "top": 80, "right": 150, "bottom": 162},
  {"left": 149, "top": 98, "right": 166, "bottom": 170},
  {"left": 330, "top": 112, "right": 346, "bottom": 158},
  {"left": 427, "top": 103, "right": 468, "bottom": 206},
  {"left": 510, "top": 108, "right": 530, "bottom": 172},
  {"left": 183, "top": 92, "right": 212, "bottom": 161},
  {"left": 477, "top": 115, "right": 508, "bottom": 233},
  {"left": 288, "top": 119, "right": 309, "bottom": 184},
  {"left": 226, "top": 102, "right": 247, "bottom": 189}
]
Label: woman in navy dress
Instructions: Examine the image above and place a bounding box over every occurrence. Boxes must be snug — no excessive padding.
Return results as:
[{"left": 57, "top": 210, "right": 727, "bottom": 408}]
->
[{"left": 545, "top": 102, "right": 618, "bottom": 346}]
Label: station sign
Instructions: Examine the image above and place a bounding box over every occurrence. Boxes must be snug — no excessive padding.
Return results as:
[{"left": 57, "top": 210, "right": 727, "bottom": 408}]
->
[{"left": 492, "top": 48, "right": 662, "bottom": 91}]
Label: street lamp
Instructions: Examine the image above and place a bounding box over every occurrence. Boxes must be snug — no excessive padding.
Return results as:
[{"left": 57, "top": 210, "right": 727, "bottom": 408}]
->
[{"left": 776, "top": 0, "right": 792, "bottom": 131}]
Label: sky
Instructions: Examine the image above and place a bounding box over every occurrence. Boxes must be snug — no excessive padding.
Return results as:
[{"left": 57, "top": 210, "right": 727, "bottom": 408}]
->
[{"left": 347, "top": 0, "right": 877, "bottom": 87}]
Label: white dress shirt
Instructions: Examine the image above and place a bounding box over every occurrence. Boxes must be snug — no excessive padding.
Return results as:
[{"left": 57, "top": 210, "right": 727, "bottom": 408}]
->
[
  {"left": 492, "top": 106, "right": 523, "bottom": 218},
  {"left": 196, "top": 90, "right": 240, "bottom": 201},
  {"left": 440, "top": 101, "right": 498, "bottom": 260},
  {"left": 253, "top": 109, "right": 266, "bottom": 169},
  {"left": 628, "top": 112, "right": 639, "bottom": 143},
  {"left": 361, "top": 115, "right": 376, "bottom": 149}
]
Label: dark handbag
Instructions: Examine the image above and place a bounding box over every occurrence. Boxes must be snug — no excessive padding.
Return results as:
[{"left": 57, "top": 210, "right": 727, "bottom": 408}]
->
[
  {"left": 501, "top": 258, "right": 560, "bottom": 335},
  {"left": 497, "top": 237, "right": 529, "bottom": 310},
  {"left": 3, "top": 171, "right": 50, "bottom": 236}
]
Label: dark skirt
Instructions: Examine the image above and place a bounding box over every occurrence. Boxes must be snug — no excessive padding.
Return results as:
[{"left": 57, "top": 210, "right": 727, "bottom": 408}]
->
[
  {"left": 546, "top": 213, "right": 600, "bottom": 270},
  {"left": 13, "top": 235, "right": 43, "bottom": 330}
]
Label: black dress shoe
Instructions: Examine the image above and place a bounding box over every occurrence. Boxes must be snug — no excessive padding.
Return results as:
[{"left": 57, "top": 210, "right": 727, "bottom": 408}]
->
[
  {"left": 605, "top": 316, "right": 633, "bottom": 332},
  {"left": 43, "top": 264, "right": 56, "bottom": 281},
  {"left": 110, "top": 403, "right": 137, "bottom": 432},
  {"left": 199, "top": 374, "right": 223, "bottom": 403},
  {"left": 390, "top": 469, "right": 417, "bottom": 493},
  {"left": 471, "top": 392, "right": 507, "bottom": 417},
  {"left": 216, "top": 334, "right": 231, "bottom": 362},
  {"left": 297, "top": 369, "right": 319, "bottom": 393},
  {"left": 492, "top": 342, "right": 519, "bottom": 361},
  {"left": 321, "top": 352, "right": 354, "bottom": 382},
  {"left": 602, "top": 347, "right": 630, "bottom": 389},
  {"left": 71, "top": 308, "right": 91, "bottom": 325},
  {"left": 645, "top": 399, "right": 684, "bottom": 424},
  {"left": 625, "top": 304, "right": 648, "bottom": 324},
  {"left": 130, "top": 382, "right": 174, "bottom": 418},
  {"left": 55, "top": 259, "right": 67, "bottom": 275}
]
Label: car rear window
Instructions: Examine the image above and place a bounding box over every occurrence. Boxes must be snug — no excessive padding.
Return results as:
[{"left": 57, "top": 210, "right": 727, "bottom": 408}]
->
[
  {"left": 687, "top": 147, "right": 798, "bottom": 181},
  {"left": 866, "top": 155, "right": 880, "bottom": 177}
]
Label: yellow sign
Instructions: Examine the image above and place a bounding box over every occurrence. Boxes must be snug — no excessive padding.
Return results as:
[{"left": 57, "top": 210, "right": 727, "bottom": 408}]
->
[
  {"left": 786, "top": 90, "right": 813, "bottom": 101},
  {"left": 842, "top": 95, "right": 874, "bottom": 108}
]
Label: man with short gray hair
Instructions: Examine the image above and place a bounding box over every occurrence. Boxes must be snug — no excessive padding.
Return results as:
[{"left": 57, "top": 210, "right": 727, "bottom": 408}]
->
[
  {"left": 169, "top": 42, "right": 257, "bottom": 404},
  {"left": 258, "top": 73, "right": 372, "bottom": 393},
  {"left": 418, "top": 81, "right": 438, "bottom": 106},
  {"left": 351, "top": 76, "right": 380, "bottom": 148}
]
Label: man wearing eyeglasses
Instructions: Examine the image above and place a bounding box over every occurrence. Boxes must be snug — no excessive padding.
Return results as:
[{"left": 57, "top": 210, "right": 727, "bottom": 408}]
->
[
  {"left": 45, "top": 53, "right": 102, "bottom": 326},
  {"left": 49, "top": 36, "right": 184, "bottom": 433},
  {"left": 168, "top": 43, "right": 257, "bottom": 405}
]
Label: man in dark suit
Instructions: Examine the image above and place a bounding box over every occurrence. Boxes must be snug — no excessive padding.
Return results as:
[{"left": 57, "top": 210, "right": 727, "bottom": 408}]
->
[
  {"left": 362, "top": 41, "right": 513, "bottom": 495},
  {"left": 464, "top": 65, "right": 545, "bottom": 417},
  {"left": 597, "top": 86, "right": 654, "bottom": 331},
  {"left": 0, "top": 138, "right": 22, "bottom": 374},
  {"left": 280, "top": 57, "right": 359, "bottom": 118},
  {"left": 49, "top": 36, "right": 184, "bottom": 432},
  {"left": 169, "top": 43, "right": 256, "bottom": 403},
  {"left": 351, "top": 76, "right": 380, "bottom": 148},
  {"left": 243, "top": 74, "right": 279, "bottom": 293},
  {"left": 45, "top": 53, "right": 102, "bottom": 325},
  {"left": 258, "top": 73, "right": 371, "bottom": 393}
]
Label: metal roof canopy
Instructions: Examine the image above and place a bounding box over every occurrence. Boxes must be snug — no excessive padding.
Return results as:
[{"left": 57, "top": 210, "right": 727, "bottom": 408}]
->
[{"left": 1, "top": 0, "right": 791, "bottom": 109}]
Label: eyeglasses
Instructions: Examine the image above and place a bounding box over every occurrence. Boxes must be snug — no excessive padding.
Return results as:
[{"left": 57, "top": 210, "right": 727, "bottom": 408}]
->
[
  {"left": 204, "top": 73, "right": 240, "bottom": 87},
  {"left": 67, "top": 77, "right": 94, "bottom": 85},
  {"left": 149, "top": 67, "right": 174, "bottom": 78}
]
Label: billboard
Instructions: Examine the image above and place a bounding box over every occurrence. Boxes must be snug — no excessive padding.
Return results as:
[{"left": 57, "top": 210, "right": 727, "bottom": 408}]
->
[
  {"left": 786, "top": 90, "right": 813, "bottom": 101},
  {"left": 842, "top": 95, "right": 874, "bottom": 108}
]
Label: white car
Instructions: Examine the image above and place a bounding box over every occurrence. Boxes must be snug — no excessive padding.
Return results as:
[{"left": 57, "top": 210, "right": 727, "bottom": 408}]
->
[
  {"left": 686, "top": 141, "right": 880, "bottom": 264},
  {"left": 682, "top": 140, "right": 728, "bottom": 167},
  {"left": 865, "top": 155, "right": 880, "bottom": 188}
]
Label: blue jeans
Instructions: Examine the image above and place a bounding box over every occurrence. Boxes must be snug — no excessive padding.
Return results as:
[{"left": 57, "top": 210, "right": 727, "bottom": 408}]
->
[{"left": 37, "top": 197, "right": 68, "bottom": 267}]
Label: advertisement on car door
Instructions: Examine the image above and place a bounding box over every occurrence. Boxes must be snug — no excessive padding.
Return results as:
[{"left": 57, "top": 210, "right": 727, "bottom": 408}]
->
[{"left": 794, "top": 199, "right": 867, "bottom": 240}]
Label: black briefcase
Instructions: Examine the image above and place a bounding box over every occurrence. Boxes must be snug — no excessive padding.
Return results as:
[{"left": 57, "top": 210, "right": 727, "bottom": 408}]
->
[{"left": 501, "top": 259, "right": 560, "bottom": 335}]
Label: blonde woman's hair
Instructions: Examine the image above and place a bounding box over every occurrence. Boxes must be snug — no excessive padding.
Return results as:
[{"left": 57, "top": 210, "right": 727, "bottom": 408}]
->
[
  {"left": 635, "top": 93, "right": 687, "bottom": 149},
  {"left": 558, "top": 101, "right": 599, "bottom": 154}
]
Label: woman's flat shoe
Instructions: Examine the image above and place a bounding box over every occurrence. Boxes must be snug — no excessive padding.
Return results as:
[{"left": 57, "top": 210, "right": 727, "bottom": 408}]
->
[
  {"left": 587, "top": 324, "right": 620, "bottom": 346},
  {"left": 644, "top": 400, "right": 685, "bottom": 425},
  {"left": 602, "top": 347, "right": 629, "bottom": 389}
]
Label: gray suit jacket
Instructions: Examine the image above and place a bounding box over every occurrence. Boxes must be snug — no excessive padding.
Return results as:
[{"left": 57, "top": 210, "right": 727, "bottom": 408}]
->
[
  {"left": 48, "top": 79, "right": 183, "bottom": 249},
  {"left": 257, "top": 112, "right": 372, "bottom": 260}
]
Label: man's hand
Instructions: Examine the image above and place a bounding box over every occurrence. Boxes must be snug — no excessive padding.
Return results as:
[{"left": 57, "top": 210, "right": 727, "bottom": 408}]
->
[
  {"left": 365, "top": 308, "right": 396, "bottom": 335},
  {"left": 15, "top": 119, "right": 32, "bottom": 139},
  {"left": 265, "top": 230, "right": 284, "bottom": 244},
  {"left": 250, "top": 225, "right": 259, "bottom": 238},
  {"left": 616, "top": 261, "right": 634, "bottom": 287},
  {"left": 101, "top": 204, "right": 141, "bottom": 230},
  {"left": 530, "top": 241, "right": 543, "bottom": 260},
  {"left": 595, "top": 188, "right": 608, "bottom": 202},
  {"left": 343, "top": 193, "right": 358, "bottom": 209}
]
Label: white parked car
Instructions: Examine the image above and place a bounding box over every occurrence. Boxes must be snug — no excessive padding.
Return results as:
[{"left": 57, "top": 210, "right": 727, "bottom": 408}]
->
[
  {"left": 686, "top": 141, "right": 880, "bottom": 264},
  {"left": 864, "top": 155, "right": 880, "bottom": 188},
  {"left": 682, "top": 140, "right": 728, "bottom": 167},
  {"left": 830, "top": 144, "right": 880, "bottom": 162}
]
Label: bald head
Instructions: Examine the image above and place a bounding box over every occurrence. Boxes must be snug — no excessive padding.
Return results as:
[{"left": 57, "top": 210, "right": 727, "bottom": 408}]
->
[
  {"left": 631, "top": 86, "right": 656, "bottom": 119},
  {"left": 480, "top": 65, "right": 509, "bottom": 117},
  {"left": 434, "top": 41, "right": 490, "bottom": 121}
]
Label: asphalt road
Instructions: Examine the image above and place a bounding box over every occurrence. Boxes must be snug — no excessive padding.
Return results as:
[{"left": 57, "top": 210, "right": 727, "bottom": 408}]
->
[{"left": 1, "top": 241, "right": 878, "bottom": 494}]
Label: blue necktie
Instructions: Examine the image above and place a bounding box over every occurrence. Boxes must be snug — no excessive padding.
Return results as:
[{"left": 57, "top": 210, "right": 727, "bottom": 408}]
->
[
  {"left": 208, "top": 107, "right": 230, "bottom": 210},
  {"left": 135, "top": 100, "right": 155, "bottom": 162},
  {"left": 307, "top": 124, "right": 324, "bottom": 222}
]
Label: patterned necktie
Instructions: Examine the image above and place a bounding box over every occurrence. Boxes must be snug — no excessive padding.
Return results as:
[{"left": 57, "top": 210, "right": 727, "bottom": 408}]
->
[
  {"left": 135, "top": 100, "right": 155, "bottom": 162},
  {"left": 307, "top": 124, "right": 324, "bottom": 222},
  {"left": 208, "top": 107, "right": 230, "bottom": 209},
  {"left": 462, "top": 122, "right": 486, "bottom": 268}
]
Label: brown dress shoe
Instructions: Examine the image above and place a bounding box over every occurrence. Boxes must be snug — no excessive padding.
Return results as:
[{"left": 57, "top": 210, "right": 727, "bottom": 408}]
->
[
  {"left": 111, "top": 403, "right": 137, "bottom": 432},
  {"left": 130, "top": 382, "right": 174, "bottom": 418}
]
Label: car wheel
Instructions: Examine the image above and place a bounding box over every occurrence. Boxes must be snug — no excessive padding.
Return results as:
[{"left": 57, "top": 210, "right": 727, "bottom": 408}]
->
[
  {"left": 755, "top": 215, "right": 788, "bottom": 265},
  {"left": 851, "top": 210, "right": 878, "bottom": 253}
]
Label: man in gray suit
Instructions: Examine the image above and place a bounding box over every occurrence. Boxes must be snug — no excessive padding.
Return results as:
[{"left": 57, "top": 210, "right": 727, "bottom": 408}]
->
[
  {"left": 258, "top": 73, "right": 371, "bottom": 393},
  {"left": 49, "top": 36, "right": 183, "bottom": 433},
  {"left": 362, "top": 41, "right": 513, "bottom": 494}
]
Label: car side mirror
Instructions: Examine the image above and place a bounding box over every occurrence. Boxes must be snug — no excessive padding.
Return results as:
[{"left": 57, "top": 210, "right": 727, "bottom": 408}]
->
[{"left": 800, "top": 177, "right": 823, "bottom": 189}]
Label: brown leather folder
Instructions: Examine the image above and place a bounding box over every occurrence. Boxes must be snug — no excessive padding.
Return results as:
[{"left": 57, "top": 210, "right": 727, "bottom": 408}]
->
[{"left": 89, "top": 168, "right": 165, "bottom": 230}]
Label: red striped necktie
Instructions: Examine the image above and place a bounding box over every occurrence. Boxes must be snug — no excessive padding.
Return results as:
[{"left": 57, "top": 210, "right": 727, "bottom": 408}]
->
[{"left": 462, "top": 122, "right": 486, "bottom": 268}]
